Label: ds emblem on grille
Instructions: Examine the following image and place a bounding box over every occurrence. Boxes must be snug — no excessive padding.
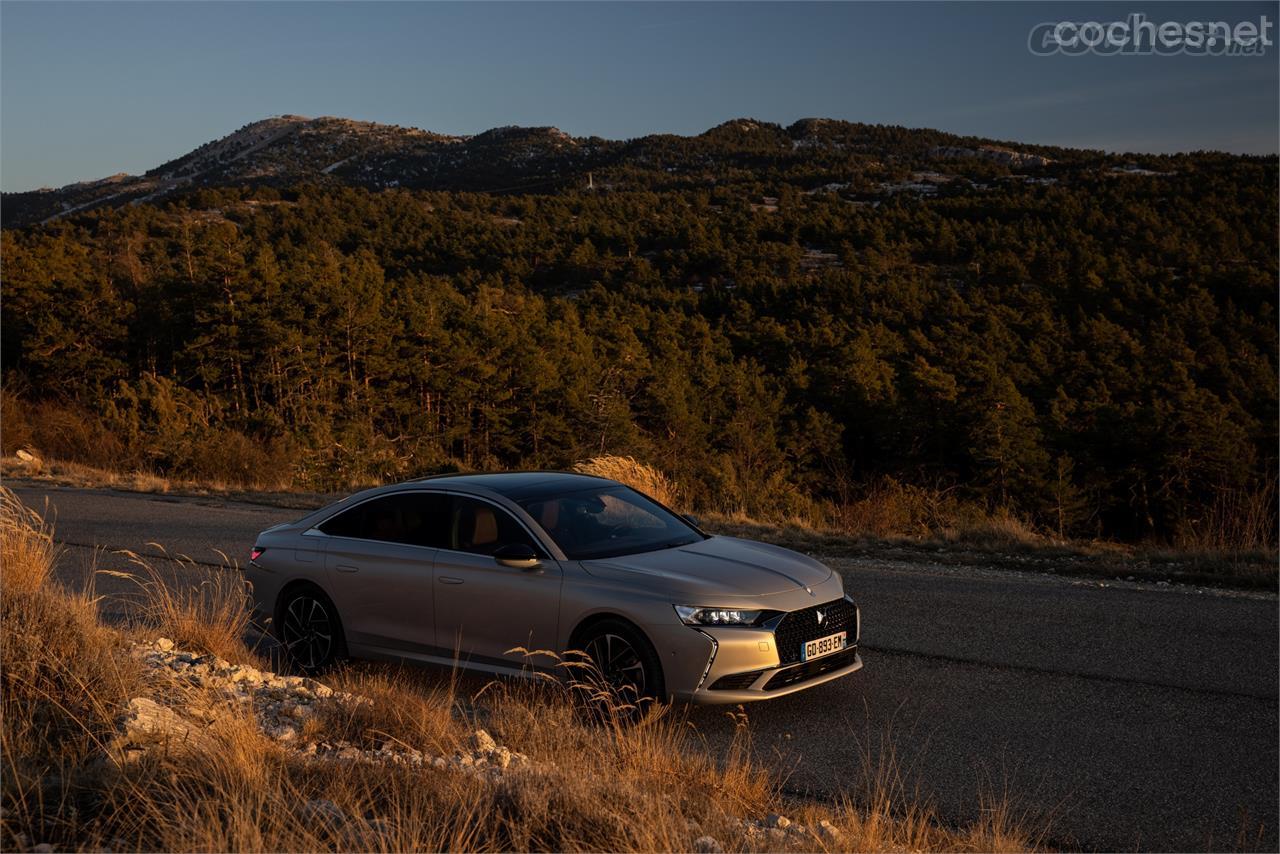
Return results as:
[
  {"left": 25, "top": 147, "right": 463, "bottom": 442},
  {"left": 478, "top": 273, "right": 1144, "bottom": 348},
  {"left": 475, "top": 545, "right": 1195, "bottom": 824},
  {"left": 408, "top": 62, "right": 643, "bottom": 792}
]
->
[{"left": 816, "top": 609, "right": 825, "bottom": 625}]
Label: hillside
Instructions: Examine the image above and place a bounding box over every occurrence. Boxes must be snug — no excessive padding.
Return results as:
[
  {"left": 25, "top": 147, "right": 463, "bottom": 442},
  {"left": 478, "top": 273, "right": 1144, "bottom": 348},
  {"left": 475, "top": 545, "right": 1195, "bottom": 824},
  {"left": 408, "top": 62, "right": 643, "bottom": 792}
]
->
[
  {"left": 1, "top": 116, "right": 1275, "bottom": 550},
  {"left": 5, "top": 114, "right": 1103, "bottom": 227}
]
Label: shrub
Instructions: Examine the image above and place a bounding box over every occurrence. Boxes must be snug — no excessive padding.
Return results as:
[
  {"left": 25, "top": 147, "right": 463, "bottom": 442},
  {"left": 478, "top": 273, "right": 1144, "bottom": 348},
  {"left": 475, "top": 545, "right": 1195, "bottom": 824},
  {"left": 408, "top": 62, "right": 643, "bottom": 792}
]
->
[{"left": 573, "top": 455, "right": 682, "bottom": 509}]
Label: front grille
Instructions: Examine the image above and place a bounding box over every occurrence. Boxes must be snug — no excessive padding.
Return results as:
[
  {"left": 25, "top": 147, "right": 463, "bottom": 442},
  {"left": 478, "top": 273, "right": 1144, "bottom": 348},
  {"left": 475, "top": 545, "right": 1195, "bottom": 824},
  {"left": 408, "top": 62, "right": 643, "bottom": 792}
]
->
[
  {"left": 772, "top": 597, "right": 858, "bottom": 664},
  {"left": 763, "top": 646, "right": 859, "bottom": 691},
  {"left": 709, "top": 671, "right": 763, "bottom": 691}
]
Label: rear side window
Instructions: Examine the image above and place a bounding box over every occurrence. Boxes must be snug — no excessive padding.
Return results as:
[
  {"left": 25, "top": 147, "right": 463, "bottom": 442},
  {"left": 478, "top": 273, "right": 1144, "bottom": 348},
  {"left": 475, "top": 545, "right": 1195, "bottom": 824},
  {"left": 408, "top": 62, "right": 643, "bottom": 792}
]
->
[
  {"left": 319, "top": 492, "right": 450, "bottom": 547},
  {"left": 448, "top": 496, "right": 543, "bottom": 557}
]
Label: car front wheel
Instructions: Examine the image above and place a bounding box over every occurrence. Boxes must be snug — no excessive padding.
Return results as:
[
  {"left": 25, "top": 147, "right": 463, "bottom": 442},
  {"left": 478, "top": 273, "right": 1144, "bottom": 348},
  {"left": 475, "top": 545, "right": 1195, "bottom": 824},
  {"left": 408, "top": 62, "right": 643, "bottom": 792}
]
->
[{"left": 577, "top": 618, "right": 666, "bottom": 710}]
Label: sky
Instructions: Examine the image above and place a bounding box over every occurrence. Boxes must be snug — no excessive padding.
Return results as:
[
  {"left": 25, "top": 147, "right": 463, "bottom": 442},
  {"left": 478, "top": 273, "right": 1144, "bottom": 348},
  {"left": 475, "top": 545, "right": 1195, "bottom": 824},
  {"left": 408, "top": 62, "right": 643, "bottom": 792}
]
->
[{"left": 1, "top": 1, "right": 1276, "bottom": 192}]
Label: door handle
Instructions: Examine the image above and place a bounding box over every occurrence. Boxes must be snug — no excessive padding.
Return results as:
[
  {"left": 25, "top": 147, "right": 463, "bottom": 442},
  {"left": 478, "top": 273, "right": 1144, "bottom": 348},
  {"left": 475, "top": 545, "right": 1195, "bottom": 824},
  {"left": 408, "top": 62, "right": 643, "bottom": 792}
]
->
[
  {"left": 335, "top": 564, "right": 359, "bottom": 573},
  {"left": 438, "top": 576, "right": 464, "bottom": 585}
]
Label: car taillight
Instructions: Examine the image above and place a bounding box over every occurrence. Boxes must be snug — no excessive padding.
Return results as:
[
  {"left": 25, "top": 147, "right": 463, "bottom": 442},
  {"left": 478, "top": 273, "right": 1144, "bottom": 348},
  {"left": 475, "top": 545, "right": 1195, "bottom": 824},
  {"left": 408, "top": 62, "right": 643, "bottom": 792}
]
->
[{"left": 250, "top": 547, "right": 265, "bottom": 562}]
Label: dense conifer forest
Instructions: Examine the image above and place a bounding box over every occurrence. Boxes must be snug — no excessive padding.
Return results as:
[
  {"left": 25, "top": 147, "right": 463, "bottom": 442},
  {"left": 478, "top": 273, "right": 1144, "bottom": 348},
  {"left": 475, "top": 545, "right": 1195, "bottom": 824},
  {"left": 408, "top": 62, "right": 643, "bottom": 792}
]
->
[{"left": 2, "top": 120, "right": 1275, "bottom": 546}]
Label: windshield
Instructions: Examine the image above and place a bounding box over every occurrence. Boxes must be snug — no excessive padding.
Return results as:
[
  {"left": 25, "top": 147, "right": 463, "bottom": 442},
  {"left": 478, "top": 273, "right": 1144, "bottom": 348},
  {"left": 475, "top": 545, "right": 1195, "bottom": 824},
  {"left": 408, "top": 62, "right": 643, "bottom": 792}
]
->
[{"left": 519, "top": 485, "right": 703, "bottom": 560}]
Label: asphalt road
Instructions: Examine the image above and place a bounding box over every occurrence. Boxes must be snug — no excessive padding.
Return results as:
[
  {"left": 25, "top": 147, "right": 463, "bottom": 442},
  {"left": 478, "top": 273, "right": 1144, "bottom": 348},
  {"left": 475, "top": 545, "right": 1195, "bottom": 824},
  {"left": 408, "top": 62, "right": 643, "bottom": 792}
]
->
[{"left": 12, "top": 484, "right": 1279, "bottom": 851}]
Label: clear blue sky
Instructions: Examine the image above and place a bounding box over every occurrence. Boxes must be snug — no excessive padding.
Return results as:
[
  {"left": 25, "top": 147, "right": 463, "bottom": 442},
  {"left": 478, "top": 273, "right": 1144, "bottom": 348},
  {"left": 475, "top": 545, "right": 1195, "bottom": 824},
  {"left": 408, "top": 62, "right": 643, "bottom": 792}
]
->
[{"left": 2, "top": 1, "right": 1276, "bottom": 191}]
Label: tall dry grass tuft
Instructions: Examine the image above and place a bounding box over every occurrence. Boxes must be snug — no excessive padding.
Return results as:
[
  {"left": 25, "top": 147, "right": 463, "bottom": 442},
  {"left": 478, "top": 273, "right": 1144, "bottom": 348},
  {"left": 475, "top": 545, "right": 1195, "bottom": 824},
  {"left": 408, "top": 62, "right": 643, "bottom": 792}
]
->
[
  {"left": 100, "top": 548, "right": 258, "bottom": 666},
  {"left": 1, "top": 489, "right": 143, "bottom": 853},
  {"left": 573, "top": 455, "right": 682, "bottom": 509},
  {"left": 1177, "top": 476, "right": 1279, "bottom": 554},
  {"left": 942, "top": 509, "right": 1044, "bottom": 550},
  {"left": 813, "top": 723, "right": 1042, "bottom": 854},
  {"left": 826, "top": 478, "right": 1047, "bottom": 548},
  {"left": 0, "top": 487, "right": 58, "bottom": 594}
]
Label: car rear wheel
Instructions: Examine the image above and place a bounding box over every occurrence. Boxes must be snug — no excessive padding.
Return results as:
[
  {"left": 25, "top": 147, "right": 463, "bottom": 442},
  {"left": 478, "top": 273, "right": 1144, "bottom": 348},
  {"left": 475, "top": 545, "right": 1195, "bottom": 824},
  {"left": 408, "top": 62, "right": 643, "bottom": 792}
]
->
[
  {"left": 277, "top": 586, "right": 345, "bottom": 674},
  {"left": 576, "top": 618, "right": 666, "bottom": 713}
]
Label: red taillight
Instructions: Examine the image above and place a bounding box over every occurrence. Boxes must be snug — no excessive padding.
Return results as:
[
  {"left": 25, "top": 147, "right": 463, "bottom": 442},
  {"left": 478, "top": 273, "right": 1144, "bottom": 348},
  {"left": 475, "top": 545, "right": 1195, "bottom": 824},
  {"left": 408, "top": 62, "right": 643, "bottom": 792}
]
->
[{"left": 250, "top": 547, "right": 265, "bottom": 562}]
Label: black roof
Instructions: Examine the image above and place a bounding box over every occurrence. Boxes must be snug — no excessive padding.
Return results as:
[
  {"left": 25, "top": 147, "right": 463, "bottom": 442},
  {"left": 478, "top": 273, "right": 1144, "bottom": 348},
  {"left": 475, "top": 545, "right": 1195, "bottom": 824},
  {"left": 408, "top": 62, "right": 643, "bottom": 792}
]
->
[{"left": 417, "top": 470, "right": 613, "bottom": 501}]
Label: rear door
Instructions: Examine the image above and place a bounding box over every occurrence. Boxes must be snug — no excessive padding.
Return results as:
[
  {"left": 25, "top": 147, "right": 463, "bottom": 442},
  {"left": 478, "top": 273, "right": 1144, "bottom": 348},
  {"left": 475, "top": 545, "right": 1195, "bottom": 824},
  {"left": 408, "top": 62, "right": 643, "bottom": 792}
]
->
[
  {"left": 433, "top": 495, "right": 564, "bottom": 671},
  {"left": 320, "top": 491, "right": 449, "bottom": 655}
]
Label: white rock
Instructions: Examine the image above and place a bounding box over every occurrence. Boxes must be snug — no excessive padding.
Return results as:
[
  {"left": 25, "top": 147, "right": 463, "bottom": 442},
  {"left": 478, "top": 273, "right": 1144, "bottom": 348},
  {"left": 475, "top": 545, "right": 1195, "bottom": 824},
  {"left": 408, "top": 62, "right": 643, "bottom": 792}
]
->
[
  {"left": 693, "top": 835, "right": 722, "bottom": 853},
  {"left": 765, "top": 814, "right": 791, "bottom": 830},
  {"left": 304, "top": 678, "right": 333, "bottom": 698},
  {"left": 817, "top": 819, "right": 843, "bottom": 841},
  {"left": 32, "top": 844, "right": 54, "bottom": 853},
  {"left": 155, "top": 638, "right": 174, "bottom": 652},
  {"left": 471, "top": 729, "right": 497, "bottom": 753},
  {"left": 120, "top": 697, "right": 194, "bottom": 742}
]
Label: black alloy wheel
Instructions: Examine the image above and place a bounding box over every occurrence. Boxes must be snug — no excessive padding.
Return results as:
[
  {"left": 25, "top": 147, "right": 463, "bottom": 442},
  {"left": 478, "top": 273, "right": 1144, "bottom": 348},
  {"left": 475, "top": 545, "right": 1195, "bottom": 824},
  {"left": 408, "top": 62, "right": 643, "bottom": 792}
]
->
[
  {"left": 577, "top": 618, "right": 666, "bottom": 713},
  {"left": 279, "top": 588, "right": 343, "bottom": 673}
]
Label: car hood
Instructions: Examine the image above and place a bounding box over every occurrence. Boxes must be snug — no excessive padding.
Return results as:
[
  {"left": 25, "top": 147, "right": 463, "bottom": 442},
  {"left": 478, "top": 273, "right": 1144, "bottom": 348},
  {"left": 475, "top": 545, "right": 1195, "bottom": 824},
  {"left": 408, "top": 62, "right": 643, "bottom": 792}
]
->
[{"left": 580, "top": 535, "right": 832, "bottom": 599}]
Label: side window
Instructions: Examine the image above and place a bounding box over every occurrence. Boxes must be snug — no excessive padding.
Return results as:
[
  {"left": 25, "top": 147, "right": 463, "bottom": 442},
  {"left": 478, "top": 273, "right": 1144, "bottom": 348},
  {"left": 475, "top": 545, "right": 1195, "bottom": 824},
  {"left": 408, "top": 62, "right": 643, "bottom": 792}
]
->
[
  {"left": 448, "top": 496, "right": 541, "bottom": 557},
  {"left": 318, "top": 503, "right": 366, "bottom": 539},
  {"left": 318, "top": 493, "right": 450, "bottom": 547}
]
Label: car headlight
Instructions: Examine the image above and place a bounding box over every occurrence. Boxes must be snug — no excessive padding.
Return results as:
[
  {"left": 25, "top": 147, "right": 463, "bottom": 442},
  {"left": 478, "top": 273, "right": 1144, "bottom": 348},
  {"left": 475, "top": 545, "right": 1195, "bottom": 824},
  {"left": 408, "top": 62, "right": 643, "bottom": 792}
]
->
[{"left": 675, "top": 605, "right": 764, "bottom": 626}]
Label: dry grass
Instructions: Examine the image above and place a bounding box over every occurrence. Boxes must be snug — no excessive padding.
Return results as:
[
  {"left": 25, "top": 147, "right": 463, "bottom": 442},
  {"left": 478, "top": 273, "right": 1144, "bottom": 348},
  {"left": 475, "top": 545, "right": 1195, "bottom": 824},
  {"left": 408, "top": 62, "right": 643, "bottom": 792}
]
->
[
  {"left": 0, "top": 487, "right": 57, "bottom": 594},
  {"left": 1, "top": 390, "right": 296, "bottom": 493},
  {"left": 1, "top": 453, "right": 331, "bottom": 512},
  {"left": 100, "top": 548, "right": 260, "bottom": 666},
  {"left": 3, "top": 454, "right": 193, "bottom": 496},
  {"left": 573, "top": 455, "right": 683, "bottom": 509},
  {"left": 1, "top": 491, "right": 145, "bottom": 853},
  {"left": 0, "top": 486, "right": 1039, "bottom": 852},
  {"left": 1175, "top": 476, "right": 1278, "bottom": 554}
]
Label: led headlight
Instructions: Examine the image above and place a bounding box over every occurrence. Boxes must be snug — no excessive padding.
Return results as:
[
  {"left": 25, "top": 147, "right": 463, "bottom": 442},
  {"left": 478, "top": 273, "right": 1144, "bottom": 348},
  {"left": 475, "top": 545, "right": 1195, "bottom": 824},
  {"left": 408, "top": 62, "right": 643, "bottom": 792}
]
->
[{"left": 675, "top": 605, "right": 763, "bottom": 626}]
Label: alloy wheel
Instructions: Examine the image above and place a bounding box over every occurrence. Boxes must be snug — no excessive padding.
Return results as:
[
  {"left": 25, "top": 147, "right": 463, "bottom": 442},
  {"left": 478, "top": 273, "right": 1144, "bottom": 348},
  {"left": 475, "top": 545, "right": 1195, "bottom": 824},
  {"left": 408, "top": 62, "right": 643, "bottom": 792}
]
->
[
  {"left": 281, "top": 595, "right": 334, "bottom": 671},
  {"left": 584, "top": 632, "right": 650, "bottom": 699}
]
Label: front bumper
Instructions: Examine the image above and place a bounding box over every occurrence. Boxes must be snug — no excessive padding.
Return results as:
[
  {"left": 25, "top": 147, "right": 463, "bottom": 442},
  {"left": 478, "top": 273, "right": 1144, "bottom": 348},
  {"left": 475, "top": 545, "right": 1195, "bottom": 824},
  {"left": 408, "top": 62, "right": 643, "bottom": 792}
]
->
[
  {"left": 653, "top": 597, "right": 863, "bottom": 704},
  {"left": 687, "top": 645, "right": 863, "bottom": 704}
]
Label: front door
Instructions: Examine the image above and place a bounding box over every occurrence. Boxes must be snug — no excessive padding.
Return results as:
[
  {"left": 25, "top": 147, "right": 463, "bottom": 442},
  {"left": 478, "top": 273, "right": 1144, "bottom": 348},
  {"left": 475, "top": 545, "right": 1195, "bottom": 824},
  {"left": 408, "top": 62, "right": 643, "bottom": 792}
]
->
[{"left": 433, "top": 495, "right": 563, "bottom": 672}]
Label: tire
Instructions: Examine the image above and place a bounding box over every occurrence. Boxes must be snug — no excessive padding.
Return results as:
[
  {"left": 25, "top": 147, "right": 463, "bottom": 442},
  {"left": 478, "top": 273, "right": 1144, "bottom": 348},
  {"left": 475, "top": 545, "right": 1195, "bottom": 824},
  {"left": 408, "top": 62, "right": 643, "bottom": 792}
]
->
[
  {"left": 575, "top": 618, "right": 666, "bottom": 716},
  {"left": 276, "top": 585, "right": 346, "bottom": 674}
]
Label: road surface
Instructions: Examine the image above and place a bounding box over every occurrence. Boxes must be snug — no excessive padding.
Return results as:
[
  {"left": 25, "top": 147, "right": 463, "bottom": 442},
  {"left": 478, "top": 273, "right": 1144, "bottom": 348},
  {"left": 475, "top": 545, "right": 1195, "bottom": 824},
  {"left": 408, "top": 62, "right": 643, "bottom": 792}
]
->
[{"left": 12, "top": 483, "right": 1279, "bottom": 851}]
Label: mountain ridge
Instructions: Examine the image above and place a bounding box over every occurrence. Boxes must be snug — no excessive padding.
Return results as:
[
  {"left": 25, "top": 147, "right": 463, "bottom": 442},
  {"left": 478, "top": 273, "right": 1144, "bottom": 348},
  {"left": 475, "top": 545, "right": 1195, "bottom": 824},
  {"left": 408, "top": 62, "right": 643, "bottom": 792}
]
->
[{"left": 0, "top": 113, "right": 1232, "bottom": 227}]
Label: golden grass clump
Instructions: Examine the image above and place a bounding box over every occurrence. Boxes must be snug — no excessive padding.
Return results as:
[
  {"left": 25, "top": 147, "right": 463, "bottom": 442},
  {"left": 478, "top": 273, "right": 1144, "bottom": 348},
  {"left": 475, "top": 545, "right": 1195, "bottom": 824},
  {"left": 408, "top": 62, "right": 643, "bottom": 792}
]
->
[
  {"left": 101, "top": 548, "right": 258, "bottom": 666},
  {"left": 1, "top": 489, "right": 143, "bottom": 853},
  {"left": 0, "top": 487, "right": 57, "bottom": 594},
  {"left": 573, "top": 455, "right": 682, "bottom": 509}
]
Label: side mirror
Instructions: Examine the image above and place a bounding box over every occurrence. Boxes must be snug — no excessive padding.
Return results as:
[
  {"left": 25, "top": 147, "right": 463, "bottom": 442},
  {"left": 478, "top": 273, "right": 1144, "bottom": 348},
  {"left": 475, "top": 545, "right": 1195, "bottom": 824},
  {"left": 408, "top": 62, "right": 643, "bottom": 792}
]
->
[
  {"left": 494, "top": 543, "right": 541, "bottom": 570},
  {"left": 683, "top": 513, "right": 703, "bottom": 529}
]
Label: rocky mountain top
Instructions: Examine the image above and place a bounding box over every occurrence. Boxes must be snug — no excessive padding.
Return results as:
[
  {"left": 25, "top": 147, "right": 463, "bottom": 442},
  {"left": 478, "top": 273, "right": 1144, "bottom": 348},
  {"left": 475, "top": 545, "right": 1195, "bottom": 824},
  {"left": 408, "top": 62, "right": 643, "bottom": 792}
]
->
[{"left": 2, "top": 113, "right": 1098, "bottom": 227}]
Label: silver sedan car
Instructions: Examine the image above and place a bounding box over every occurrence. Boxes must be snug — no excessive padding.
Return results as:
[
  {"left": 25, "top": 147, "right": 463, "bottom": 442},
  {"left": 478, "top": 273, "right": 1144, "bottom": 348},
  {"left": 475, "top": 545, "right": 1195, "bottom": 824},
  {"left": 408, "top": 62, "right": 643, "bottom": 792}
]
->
[{"left": 247, "top": 472, "right": 861, "bottom": 703}]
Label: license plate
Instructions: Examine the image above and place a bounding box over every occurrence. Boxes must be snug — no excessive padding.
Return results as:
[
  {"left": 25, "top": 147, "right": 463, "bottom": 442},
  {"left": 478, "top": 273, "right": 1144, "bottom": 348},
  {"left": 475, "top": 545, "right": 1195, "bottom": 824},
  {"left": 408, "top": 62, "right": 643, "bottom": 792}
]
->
[{"left": 802, "top": 631, "right": 847, "bottom": 662}]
